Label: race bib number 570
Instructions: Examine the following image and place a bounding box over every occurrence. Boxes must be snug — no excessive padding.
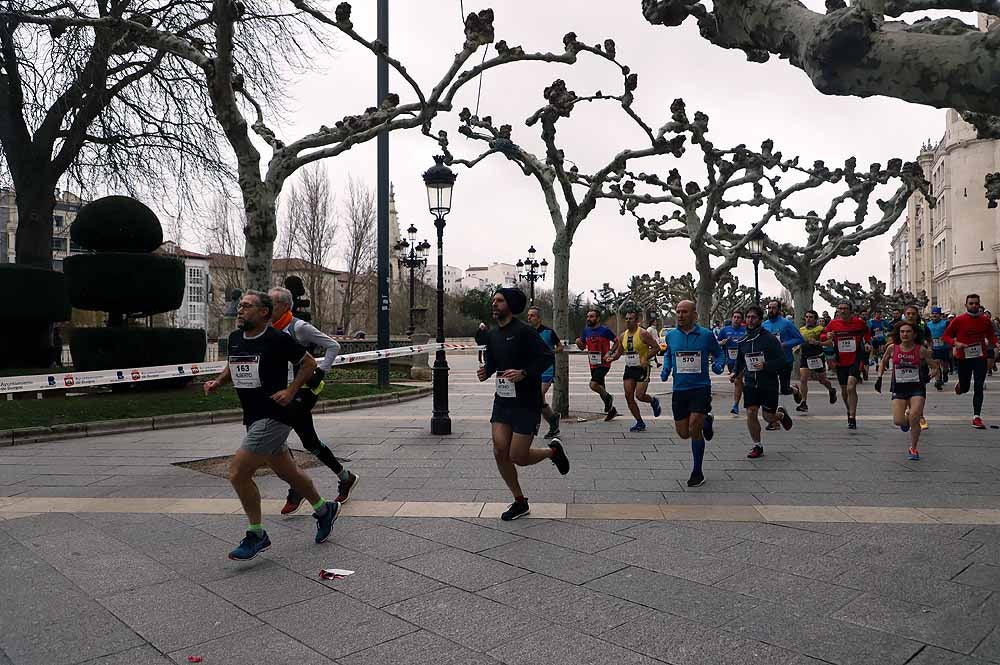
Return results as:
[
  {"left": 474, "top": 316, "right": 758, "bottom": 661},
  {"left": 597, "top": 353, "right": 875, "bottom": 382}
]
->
[{"left": 229, "top": 355, "right": 261, "bottom": 389}]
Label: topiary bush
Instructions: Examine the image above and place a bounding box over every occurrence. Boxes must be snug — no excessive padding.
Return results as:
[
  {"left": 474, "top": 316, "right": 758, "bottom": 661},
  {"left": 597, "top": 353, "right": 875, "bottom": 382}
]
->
[
  {"left": 65, "top": 253, "right": 184, "bottom": 315},
  {"left": 0, "top": 264, "right": 71, "bottom": 369},
  {"left": 70, "top": 196, "right": 163, "bottom": 252}
]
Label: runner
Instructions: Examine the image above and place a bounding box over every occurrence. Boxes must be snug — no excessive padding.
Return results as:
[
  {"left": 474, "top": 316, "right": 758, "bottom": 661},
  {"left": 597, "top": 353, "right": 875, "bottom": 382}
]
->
[
  {"left": 526, "top": 306, "right": 563, "bottom": 439},
  {"left": 926, "top": 307, "right": 951, "bottom": 389},
  {"left": 733, "top": 305, "right": 793, "bottom": 459},
  {"left": 575, "top": 308, "right": 618, "bottom": 421},
  {"left": 875, "top": 320, "right": 939, "bottom": 460},
  {"left": 717, "top": 311, "right": 747, "bottom": 415},
  {"left": 646, "top": 315, "right": 663, "bottom": 368},
  {"left": 478, "top": 288, "right": 570, "bottom": 520},
  {"left": 902, "top": 304, "right": 931, "bottom": 429},
  {"left": 822, "top": 301, "right": 871, "bottom": 430},
  {"left": 606, "top": 309, "right": 662, "bottom": 432},
  {"left": 268, "top": 287, "right": 359, "bottom": 515},
  {"left": 942, "top": 293, "right": 998, "bottom": 429},
  {"left": 796, "top": 309, "right": 838, "bottom": 412},
  {"left": 661, "top": 299, "right": 725, "bottom": 486},
  {"left": 204, "top": 290, "right": 339, "bottom": 560},
  {"left": 762, "top": 300, "right": 804, "bottom": 429},
  {"left": 868, "top": 310, "right": 890, "bottom": 371}
]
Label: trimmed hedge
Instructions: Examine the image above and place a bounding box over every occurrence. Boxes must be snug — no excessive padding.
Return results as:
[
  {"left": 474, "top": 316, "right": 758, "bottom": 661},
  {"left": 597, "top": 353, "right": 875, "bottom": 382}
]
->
[
  {"left": 64, "top": 253, "right": 184, "bottom": 315},
  {"left": 70, "top": 327, "right": 207, "bottom": 372},
  {"left": 70, "top": 196, "right": 163, "bottom": 252},
  {"left": 0, "top": 323, "right": 55, "bottom": 369},
  {"left": 0, "top": 264, "right": 70, "bottom": 321}
]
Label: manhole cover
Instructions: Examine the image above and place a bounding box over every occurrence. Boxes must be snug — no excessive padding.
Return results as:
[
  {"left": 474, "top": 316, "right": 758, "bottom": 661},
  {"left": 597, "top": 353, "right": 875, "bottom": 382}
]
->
[{"left": 174, "top": 451, "right": 327, "bottom": 478}]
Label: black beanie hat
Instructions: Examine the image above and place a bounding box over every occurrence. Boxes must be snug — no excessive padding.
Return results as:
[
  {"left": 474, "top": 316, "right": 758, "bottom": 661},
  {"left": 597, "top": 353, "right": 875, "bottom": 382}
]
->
[{"left": 495, "top": 287, "right": 528, "bottom": 315}]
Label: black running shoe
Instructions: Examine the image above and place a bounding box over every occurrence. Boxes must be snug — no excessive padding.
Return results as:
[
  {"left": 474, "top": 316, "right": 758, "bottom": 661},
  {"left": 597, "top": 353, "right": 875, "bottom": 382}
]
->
[
  {"left": 795, "top": 402, "right": 808, "bottom": 413},
  {"left": 778, "top": 407, "right": 793, "bottom": 431},
  {"left": 501, "top": 500, "right": 530, "bottom": 521},
  {"left": 703, "top": 413, "right": 714, "bottom": 442},
  {"left": 549, "top": 438, "right": 570, "bottom": 475},
  {"left": 747, "top": 445, "right": 764, "bottom": 459},
  {"left": 765, "top": 422, "right": 780, "bottom": 431},
  {"left": 604, "top": 405, "right": 619, "bottom": 422},
  {"left": 828, "top": 387, "right": 837, "bottom": 404},
  {"left": 687, "top": 472, "right": 705, "bottom": 487},
  {"left": 543, "top": 414, "right": 561, "bottom": 439},
  {"left": 847, "top": 417, "right": 857, "bottom": 430},
  {"left": 314, "top": 501, "right": 340, "bottom": 544},
  {"left": 335, "top": 471, "right": 360, "bottom": 504},
  {"left": 792, "top": 385, "right": 802, "bottom": 404}
]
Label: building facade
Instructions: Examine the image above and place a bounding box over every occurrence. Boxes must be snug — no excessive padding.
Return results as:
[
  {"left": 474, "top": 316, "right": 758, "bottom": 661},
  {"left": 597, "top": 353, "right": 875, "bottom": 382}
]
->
[
  {"left": 155, "top": 242, "right": 211, "bottom": 331},
  {"left": 0, "top": 189, "right": 87, "bottom": 269}
]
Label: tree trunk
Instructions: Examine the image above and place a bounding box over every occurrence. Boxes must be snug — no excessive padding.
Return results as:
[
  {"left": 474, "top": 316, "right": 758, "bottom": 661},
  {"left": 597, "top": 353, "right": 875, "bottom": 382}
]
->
[
  {"left": 790, "top": 280, "right": 815, "bottom": 327},
  {"left": 551, "top": 231, "right": 572, "bottom": 417},
  {"left": 693, "top": 253, "right": 715, "bottom": 326},
  {"left": 13, "top": 180, "right": 58, "bottom": 268},
  {"left": 241, "top": 184, "right": 277, "bottom": 290}
]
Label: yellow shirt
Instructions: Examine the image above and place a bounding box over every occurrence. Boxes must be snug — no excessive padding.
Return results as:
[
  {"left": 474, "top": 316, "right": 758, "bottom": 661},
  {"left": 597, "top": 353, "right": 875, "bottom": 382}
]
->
[{"left": 621, "top": 328, "right": 651, "bottom": 366}]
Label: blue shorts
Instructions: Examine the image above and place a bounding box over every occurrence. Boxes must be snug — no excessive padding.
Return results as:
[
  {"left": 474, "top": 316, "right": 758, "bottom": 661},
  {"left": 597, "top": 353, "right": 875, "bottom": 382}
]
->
[{"left": 541, "top": 368, "right": 554, "bottom": 383}]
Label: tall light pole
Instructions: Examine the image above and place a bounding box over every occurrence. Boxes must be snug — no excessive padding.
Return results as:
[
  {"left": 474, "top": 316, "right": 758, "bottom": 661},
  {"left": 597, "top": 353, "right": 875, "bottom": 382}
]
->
[
  {"left": 394, "top": 225, "right": 430, "bottom": 336},
  {"left": 423, "top": 156, "right": 456, "bottom": 436},
  {"left": 516, "top": 245, "right": 547, "bottom": 305},
  {"left": 748, "top": 230, "right": 764, "bottom": 307},
  {"left": 375, "top": 0, "right": 390, "bottom": 388}
]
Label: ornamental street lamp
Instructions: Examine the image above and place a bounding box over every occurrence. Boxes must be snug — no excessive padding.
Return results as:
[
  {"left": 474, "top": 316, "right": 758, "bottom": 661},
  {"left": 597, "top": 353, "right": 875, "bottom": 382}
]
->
[
  {"left": 422, "top": 155, "right": 457, "bottom": 435},
  {"left": 394, "top": 224, "right": 430, "bottom": 336},
  {"left": 516, "top": 245, "right": 547, "bottom": 305},
  {"left": 748, "top": 230, "right": 765, "bottom": 306}
]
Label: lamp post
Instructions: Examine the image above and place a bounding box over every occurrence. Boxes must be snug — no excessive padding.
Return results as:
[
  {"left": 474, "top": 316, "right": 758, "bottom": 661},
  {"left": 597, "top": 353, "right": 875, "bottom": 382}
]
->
[
  {"left": 748, "top": 231, "right": 765, "bottom": 306},
  {"left": 423, "top": 155, "right": 456, "bottom": 435},
  {"left": 515, "top": 245, "right": 548, "bottom": 305},
  {"left": 394, "top": 225, "right": 430, "bottom": 336}
]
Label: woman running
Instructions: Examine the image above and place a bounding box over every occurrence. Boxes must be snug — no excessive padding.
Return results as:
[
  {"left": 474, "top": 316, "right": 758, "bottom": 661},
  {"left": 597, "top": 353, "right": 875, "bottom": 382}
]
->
[{"left": 875, "top": 321, "right": 939, "bottom": 461}]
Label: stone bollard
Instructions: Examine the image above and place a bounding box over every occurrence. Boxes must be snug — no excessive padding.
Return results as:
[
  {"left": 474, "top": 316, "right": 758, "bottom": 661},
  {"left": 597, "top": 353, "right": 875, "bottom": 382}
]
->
[{"left": 409, "top": 328, "right": 432, "bottom": 381}]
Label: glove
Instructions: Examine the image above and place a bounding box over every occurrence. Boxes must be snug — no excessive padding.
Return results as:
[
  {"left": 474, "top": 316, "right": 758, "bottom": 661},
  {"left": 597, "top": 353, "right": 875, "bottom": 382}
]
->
[
  {"left": 874, "top": 376, "right": 883, "bottom": 394},
  {"left": 712, "top": 359, "right": 725, "bottom": 375},
  {"left": 306, "top": 368, "right": 326, "bottom": 390},
  {"left": 660, "top": 366, "right": 670, "bottom": 382}
]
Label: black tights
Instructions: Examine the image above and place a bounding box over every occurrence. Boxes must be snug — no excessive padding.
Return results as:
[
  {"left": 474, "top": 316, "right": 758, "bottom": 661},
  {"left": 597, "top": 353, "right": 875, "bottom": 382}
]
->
[
  {"left": 287, "top": 391, "right": 344, "bottom": 474},
  {"left": 957, "top": 358, "right": 987, "bottom": 415}
]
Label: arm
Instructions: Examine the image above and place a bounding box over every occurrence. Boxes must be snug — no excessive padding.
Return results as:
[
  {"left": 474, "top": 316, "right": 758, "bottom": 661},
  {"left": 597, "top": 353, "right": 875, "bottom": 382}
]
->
[
  {"left": 921, "top": 347, "right": 941, "bottom": 378},
  {"left": 575, "top": 334, "right": 586, "bottom": 351},
  {"left": 731, "top": 345, "right": 745, "bottom": 382},
  {"left": 942, "top": 319, "right": 959, "bottom": 348},
  {"left": 763, "top": 336, "right": 784, "bottom": 370},
  {"left": 878, "top": 346, "right": 893, "bottom": 377},
  {"left": 203, "top": 365, "right": 231, "bottom": 394},
  {"left": 480, "top": 335, "right": 496, "bottom": 380},
  {"left": 296, "top": 321, "right": 341, "bottom": 373},
  {"left": 606, "top": 337, "right": 623, "bottom": 363},
  {"left": 782, "top": 322, "right": 804, "bottom": 352},
  {"left": 273, "top": 353, "right": 317, "bottom": 405},
  {"left": 707, "top": 333, "right": 725, "bottom": 374},
  {"left": 639, "top": 328, "right": 659, "bottom": 352}
]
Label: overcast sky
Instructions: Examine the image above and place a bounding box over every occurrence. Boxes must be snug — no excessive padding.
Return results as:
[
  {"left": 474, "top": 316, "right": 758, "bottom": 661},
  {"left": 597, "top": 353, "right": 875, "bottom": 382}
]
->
[{"left": 201, "top": 1, "right": 959, "bottom": 312}]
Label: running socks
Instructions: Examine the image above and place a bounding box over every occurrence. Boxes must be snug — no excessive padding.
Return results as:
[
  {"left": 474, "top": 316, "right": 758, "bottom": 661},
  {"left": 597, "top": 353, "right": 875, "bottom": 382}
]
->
[
  {"left": 311, "top": 498, "right": 327, "bottom": 514},
  {"left": 691, "top": 439, "right": 705, "bottom": 474},
  {"left": 248, "top": 523, "right": 264, "bottom": 535},
  {"left": 338, "top": 469, "right": 351, "bottom": 482}
]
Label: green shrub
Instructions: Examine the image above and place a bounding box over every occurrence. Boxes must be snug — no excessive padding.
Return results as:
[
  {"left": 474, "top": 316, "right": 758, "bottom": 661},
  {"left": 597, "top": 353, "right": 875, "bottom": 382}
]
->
[
  {"left": 70, "top": 328, "right": 206, "bottom": 386},
  {"left": 65, "top": 253, "right": 184, "bottom": 315},
  {"left": 0, "top": 264, "right": 70, "bottom": 321},
  {"left": 0, "top": 324, "right": 56, "bottom": 369},
  {"left": 70, "top": 196, "right": 163, "bottom": 252}
]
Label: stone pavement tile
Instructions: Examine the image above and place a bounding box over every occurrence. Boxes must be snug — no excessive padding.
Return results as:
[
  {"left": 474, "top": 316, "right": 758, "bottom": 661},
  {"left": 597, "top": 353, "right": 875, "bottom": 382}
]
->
[
  {"left": 476, "top": 489, "right": 575, "bottom": 504},
  {"left": 660, "top": 505, "right": 764, "bottom": 522},
  {"left": 99, "top": 578, "right": 260, "bottom": 652},
  {"left": 833, "top": 592, "right": 996, "bottom": 653},
  {"left": 962, "top": 526, "right": 1000, "bottom": 543},
  {"left": 202, "top": 562, "right": 333, "bottom": 614},
  {"left": 723, "top": 602, "right": 923, "bottom": 665},
  {"left": 166, "top": 626, "right": 335, "bottom": 665},
  {"left": 486, "top": 624, "right": 663, "bottom": 665},
  {"left": 965, "top": 543, "right": 1000, "bottom": 564},
  {"left": 1, "top": 609, "right": 145, "bottom": 665},
  {"left": 840, "top": 506, "right": 939, "bottom": 523},
  {"left": 81, "top": 646, "right": 174, "bottom": 664},
  {"left": 715, "top": 566, "right": 862, "bottom": 615},
  {"left": 565, "top": 518, "right": 653, "bottom": 532},
  {"left": 592, "top": 477, "right": 687, "bottom": 492},
  {"left": 663, "top": 492, "right": 762, "bottom": 505},
  {"left": 973, "top": 627, "right": 1000, "bottom": 662},
  {"left": 394, "top": 501, "right": 484, "bottom": 517},
  {"left": 339, "top": 500, "right": 404, "bottom": 517},
  {"left": 457, "top": 516, "right": 556, "bottom": 533},
  {"left": 715, "top": 540, "right": 863, "bottom": 583},
  {"left": 681, "top": 520, "right": 765, "bottom": 538},
  {"left": 477, "top": 572, "right": 652, "bottom": 636},
  {"left": 740, "top": 523, "right": 852, "bottom": 555},
  {"left": 565, "top": 504, "right": 664, "bottom": 520},
  {"left": 479, "top": 502, "right": 566, "bottom": 519},
  {"left": 378, "top": 517, "right": 521, "bottom": 552},
  {"left": 908, "top": 645, "right": 997, "bottom": 664},
  {"left": 332, "top": 524, "right": 445, "bottom": 562},
  {"left": 516, "top": 520, "right": 633, "bottom": 554},
  {"left": 753, "top": 493, "right": 860, "bottom": 506},
  {"left": 585, "top": 567, "right": 761, "bottom": 628},
  {"left": 573, "top": 490, "right": 673, "bottom": 504},
  {"left": 755, "top": 505, "right": 856, "bottom": 523},
  {"left": 925, "top": 509, "right": 1000, "bottom": 524},
  {"left": 615, "top": 521, "right": 743, "bottom": 554},
  {"left": 338, "top": 630, "right": 502, "bottom": 665},
  {"left": 0, "top": 510, "right": 90, "bottom": 539},
  {"left": 953, "top": 563, "right": 1000, "bottom": 592},
  {"left": 481, "top": 538, "right": 626, "bottom": 585},
  {"left": 259, "top": 591, "right": 417, "bottom": 659},
  {"left": 396, "top": 546, "right": 528, "bottom": 592},
  {"left": 384, "top": 489, "right": 481, "bottom": 502},
  {"left": 12, "top": 485, "right": 120, "bottom": 498},
  {"left": 598, "top": 538, "right": 748, "bottom": 585},
  {"left": 384, "top": 587, "right": 538, "bottom": 652},
  {"left": 832, "top": 559, "right": 987, "bottom": 606},
  {"left": 827, "top": 530, "right": 982, "bottom": 564}
]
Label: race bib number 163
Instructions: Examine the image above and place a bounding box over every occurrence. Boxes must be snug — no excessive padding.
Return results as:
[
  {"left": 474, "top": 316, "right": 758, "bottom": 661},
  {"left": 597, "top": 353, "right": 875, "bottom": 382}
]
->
[{"left": 229, "top": 355, "right": 261, "bottom": 389}]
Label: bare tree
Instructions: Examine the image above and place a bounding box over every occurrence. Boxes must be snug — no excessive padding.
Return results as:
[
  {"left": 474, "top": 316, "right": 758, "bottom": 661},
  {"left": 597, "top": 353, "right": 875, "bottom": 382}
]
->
[
  {"left": 197, "top": 191, "right": 244, "bottom": 337},
  {"left": 817, "top": 275, "right": 929, "bottom": 315},
  {"left": 339, "top": 176, "right": 375, "bottom": 333},
  {"left": 284, "top": 163, "right": 336, "bottom": 328}
]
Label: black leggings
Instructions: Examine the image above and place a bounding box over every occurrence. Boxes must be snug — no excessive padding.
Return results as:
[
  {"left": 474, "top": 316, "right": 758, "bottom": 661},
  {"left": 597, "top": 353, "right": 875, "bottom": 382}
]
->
[
  {"left": 957, "top": 358, "right": 988, "bottom": 415},
  {"left": 779, "top": 363, "right": 793, "bottom": 395},
  {"left": 287, "top": 390, "right": 344, "bottom": 474}
]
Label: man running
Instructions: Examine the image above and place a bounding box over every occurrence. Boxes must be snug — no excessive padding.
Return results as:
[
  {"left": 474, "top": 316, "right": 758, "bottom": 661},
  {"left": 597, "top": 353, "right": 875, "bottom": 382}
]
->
[
  {"left": 717, "top": 311, "right": 747, "bottom": 415},
  {"left": 646, "top": 315, "right": 663, "bottom": 368},
  {"left": 526, "top": 306, "right": 563, "bottom": 438},
  {"left": 606, "top": 309, "right": 662, "bottom": 431},
  {"left": 478, "top": 288, "right": 570, "bottom": 521},
  {"left": 762, "top": 301, "right": 804, "bottom": 424},
  {"left": 868, "top": 310, "right": 889, "bottom": 361},
  {"left": 796, "top": 309, "right": 838, "bottom": 412},
  {"left": 875, "top": 320, "right": 939, "bottom": 461},
  {"left": 661, "top": 300, "right": 725, "bottom": 486},
  {"left": 733, "top": 305, "right": 793, "bottom": 459},
  {"left": 822, "top": 301, "right": 871, "bottom": 430},
  {"left": 576, "top": 308, "right": 618, "bottom": 420},
  {"left": 926, "top": 307, "right": 951, "bottom": 389},
  {"left": 943, "top": 293, "right": 998, "bottom": 429},
  {"left": 204, "top": 291, "right": 339, "bottom": 560},
  {"left": 268, "top": 287, "right": 359, "bottom": 515}
]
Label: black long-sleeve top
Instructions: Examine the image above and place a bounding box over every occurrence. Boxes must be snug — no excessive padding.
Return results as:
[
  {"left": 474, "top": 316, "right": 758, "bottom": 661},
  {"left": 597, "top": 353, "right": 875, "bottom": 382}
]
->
[
  {"left": 735, "top": 326, "right": 784, "bottom": 389},
  {"left": 481, "top": 318, "right": 554, "bottom": 408}
]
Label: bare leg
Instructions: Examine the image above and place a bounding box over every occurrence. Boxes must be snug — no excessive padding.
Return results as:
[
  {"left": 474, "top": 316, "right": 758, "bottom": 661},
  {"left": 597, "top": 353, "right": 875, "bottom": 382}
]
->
[
  {"left": 846, "top": 376, "right": 859, "bottom": 417},
  {"left": 798, "top": 368, "right": 810, "bottom": 403},
  {"left": 229, "top": 448, "right": 265, "bottom": 525},
  {"left": 746, "top": 406, "right": 762, "bottom": 444},
  {"left": 635, "top": 380, "right": 653, "bottom": 404},
  {"left": 267, "top": 449, "right": 322, "bottom": 505},
  {"left": 892, "top": 399, "right": 908, "bottom": 428},
  {"left": 492, "top": 423, "right": 523, "bottom": 499},
  {"left": 590, "top": 380, "right": 610, "bottom": 403},
  {"left": 686, "top": 412, "right": 705, "bottom": 439},
  {"left": 541, "top": 382, "right": 556, "bottom": 421},
  {"left": 908, "top": 396, "right": 926, "bottom": 450},
  {"left": 816, "top": 371, "right": 833, "bottom": 390},
  {"left": 733, "top": 375, "right": 743, "bottom": 406},
  {"left": 509, "top": 432, "right": 554, "bottom": 467},
  {"left": 623, "top": 379, "right": 642, "bottom": 421}
]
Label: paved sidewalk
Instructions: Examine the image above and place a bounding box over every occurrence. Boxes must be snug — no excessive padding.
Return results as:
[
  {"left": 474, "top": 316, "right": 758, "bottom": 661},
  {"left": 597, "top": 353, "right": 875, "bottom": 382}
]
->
[{"left": 4, "top": 353, "right": 1000, "bottom": 664}]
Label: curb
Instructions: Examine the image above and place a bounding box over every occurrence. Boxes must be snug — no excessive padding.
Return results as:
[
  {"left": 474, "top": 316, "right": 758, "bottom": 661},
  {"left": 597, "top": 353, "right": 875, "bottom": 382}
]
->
[{"left": 0, "top": 387, "right": 432, "bottom": 446}]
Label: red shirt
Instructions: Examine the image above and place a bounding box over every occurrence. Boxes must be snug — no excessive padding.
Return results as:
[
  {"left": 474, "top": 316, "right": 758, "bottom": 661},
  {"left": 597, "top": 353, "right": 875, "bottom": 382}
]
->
[
  {"left": 942, "top": 313, "right": 998, "bottom": 360},
  {"left": 822, "top": 317, "right": 871, "bottom": 367}
]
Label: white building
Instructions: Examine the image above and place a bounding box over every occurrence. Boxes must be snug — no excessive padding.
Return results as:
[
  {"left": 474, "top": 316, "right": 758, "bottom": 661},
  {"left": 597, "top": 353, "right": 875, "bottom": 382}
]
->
[
  {"left": 889, "top": 220, "right": 910, "bottom": 293},
  {"left": 156, "top": 242, "right": 211, "bottom": 330},
  {"left": 0, "top": 189, "right": 87, "bottom": 269},
  {"left": 465, "top": 262, "right": 518, "bottom": 289}
]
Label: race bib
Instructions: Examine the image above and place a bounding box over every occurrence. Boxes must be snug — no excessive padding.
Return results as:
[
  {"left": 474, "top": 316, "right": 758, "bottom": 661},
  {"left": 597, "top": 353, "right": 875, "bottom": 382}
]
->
[
  {"left": 675, "top": 351, "right": 701, "bottom": 374},
  {"left": 495, "top": 377, "right": 516, "bottom": 398},
  {"left": 588, "top": 353, "right": 603, "bottom": 366},
  {"left": 229, "top": 355, "right": 261, "bottom": 389},
  {"left": 895, "top": 366, "right": 919, "bottom": 383},
  {"left": 966, "top": 344, "right": 983, "bottom": 359},
  {"left": 806, "top": 356, "right": 824, "bottom": 370},
  {"left": 745, "top": 353, "right": 765, "bottom": 372},
  {"left": 624, "top": 352, "right": 640, "bottom": 367},
  {"left": 727, "top": 348, "right": 738, "bottom": 360},
  {"left": 837, "top": 338, "right": 857, "bottom": 353},
  {"left": 932, "top": 338, "right": 944, "bottom": 349}
]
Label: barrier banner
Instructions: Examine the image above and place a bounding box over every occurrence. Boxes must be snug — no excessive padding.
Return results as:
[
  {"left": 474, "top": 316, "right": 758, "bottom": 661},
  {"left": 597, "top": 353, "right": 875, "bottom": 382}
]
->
[{"left": 1, "top": 343, "right": 482, "bottom": 395}]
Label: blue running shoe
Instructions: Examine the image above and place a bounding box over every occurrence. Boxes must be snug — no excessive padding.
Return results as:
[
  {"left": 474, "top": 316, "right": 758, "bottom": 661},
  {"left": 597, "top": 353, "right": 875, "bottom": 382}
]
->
[
  {"left": 901, "top": 424, "right": 910, "bottom": 433},
  {"left": 651, "top": 396, "right": 662, "bottom": 418},
  {"left": 703, "top": 413, "right": 715, "bottom": 441},
  {"left": 629, "top": 421, "right": 646, "bottom": 432},
  {"left": 908, "top": 448, "right": 920, "bottom": 461},
  {"left": 730, "top": 403, "right": 739, "bottom": 416},
  {"left": 314, "top": 501, "right": 341, "bottom": 544},
  {"left": 229, "top": 530, "right": 271, "bottom": 561}
]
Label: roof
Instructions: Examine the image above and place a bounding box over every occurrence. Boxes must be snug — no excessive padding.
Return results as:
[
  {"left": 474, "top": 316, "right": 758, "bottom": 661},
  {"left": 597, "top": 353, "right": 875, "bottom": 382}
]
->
[{"left": 157, "top": 242, "right": 209, "bottom": 259}]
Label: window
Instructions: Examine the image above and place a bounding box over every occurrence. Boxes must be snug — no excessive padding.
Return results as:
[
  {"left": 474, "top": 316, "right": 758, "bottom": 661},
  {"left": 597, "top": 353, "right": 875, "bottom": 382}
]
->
[
  {"left": 189, "top": 303, "right": 198, "bottom": 319},
  {"left": 50, "top": 237, "right": 67, "bottom": 251},
  {"left": 188, "top": 266, "right": 203, "bottom": 283},
  {"left": 53, "top": 215, "right": 64, "bottom": 228},
  {"left": 188, "top": 284, "right": 204, "bottom": 303}
]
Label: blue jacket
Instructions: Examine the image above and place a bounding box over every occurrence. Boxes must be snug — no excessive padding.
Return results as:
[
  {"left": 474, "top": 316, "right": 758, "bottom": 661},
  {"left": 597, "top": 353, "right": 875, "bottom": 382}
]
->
[
  {"left": 661, "top": 324, "right": 725, "bottom": 390},
  {"left": 762, "top": 316, "right": 804, "bottom": 363}
]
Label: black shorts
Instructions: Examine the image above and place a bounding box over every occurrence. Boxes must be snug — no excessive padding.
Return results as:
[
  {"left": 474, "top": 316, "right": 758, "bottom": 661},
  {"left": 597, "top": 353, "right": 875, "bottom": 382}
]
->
[
  {"left": 743, "top": 384, "right": 779, "bottom": 413},
  {"left": 590, "top": 366, "right": 610, "bottom": 386},
  {"left": 932, "top": 347, "right": 950, "bottom": 361},
  {"left": 836, "top": 364, "right": 861, "bottom": 386},
  {"left": 490, "top": 400, "right": 542, "bottom": 435},
  {"left": 798, "top": 355, "right": 826, "bottom": 373},
  {"left": 671, "top": 387, "right": 712, "bottom": 421},
  {"left": 891, "top": 382, "right": 926, "bottom": 400},
  {"left": 623, "top": 365, "right": 651, "bottom": 383}
]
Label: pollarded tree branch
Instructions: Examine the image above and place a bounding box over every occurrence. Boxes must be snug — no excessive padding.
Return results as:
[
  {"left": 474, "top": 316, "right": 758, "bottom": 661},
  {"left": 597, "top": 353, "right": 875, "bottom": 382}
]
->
[{"left": 884, "top": 0, "right": 1000, "bottom": 16}]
